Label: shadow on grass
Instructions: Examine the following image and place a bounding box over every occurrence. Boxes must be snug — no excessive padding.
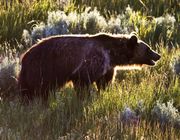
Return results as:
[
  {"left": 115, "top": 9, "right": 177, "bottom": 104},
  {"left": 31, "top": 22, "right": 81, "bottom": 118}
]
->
[{"left": 0, "top": 86, "right": 101, "bottom": 139}]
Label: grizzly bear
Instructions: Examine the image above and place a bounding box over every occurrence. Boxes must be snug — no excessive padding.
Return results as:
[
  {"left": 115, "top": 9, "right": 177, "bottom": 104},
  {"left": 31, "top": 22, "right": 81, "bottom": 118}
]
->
[{"left": 18, "top": 32, "right": 161, "bottom": 103}]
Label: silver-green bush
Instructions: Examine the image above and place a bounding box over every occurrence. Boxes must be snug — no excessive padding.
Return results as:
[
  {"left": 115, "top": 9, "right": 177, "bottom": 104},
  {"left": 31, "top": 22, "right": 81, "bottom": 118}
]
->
[{"left": 0, "top": 57, "right": 20, "bottom": 99}]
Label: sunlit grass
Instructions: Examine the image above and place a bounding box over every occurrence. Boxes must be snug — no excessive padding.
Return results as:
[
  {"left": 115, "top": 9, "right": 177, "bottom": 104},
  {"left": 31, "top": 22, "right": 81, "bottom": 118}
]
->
[
  {"left": 0, "top": 0, "right": 57, "bottom": 44},
  {"left": 0, "top": 0, "right": 179, "bottom": 139},
  {"left": 0, "top": 46, "right": 180, "bottom": 139}
]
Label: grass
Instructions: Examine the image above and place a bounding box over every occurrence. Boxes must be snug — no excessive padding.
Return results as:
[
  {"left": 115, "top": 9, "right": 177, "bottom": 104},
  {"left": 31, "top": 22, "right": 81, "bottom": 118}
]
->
[
  {"left": 0, "top": 0, "right": 179, "bottom": 44},
  {"left": 0, "top": 45, "right": 180, "bottom": 139},
  {"left": 71, "top": 0, "right": 180, "bottom": 19},
  {"left": 0, "top": 0, "right": 180, "bottom": 139},
  {"left": 0, "top": 0, "right": 58, "bottom": 44}
]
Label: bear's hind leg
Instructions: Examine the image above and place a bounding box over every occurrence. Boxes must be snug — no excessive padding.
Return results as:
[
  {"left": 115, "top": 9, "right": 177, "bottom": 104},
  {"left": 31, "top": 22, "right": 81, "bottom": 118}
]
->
[{"left": 20, "top": 88, "right": 34, "bottom": 105}]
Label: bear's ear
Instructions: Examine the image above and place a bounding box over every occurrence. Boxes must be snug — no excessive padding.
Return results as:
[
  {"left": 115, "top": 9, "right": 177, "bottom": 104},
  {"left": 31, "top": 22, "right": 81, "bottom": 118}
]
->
[
  {"left": 130, "top": 31, "right": 138, "bottom": 36},
  {"left": 129, "top": 34, "right": 138, "bottom": 45}
]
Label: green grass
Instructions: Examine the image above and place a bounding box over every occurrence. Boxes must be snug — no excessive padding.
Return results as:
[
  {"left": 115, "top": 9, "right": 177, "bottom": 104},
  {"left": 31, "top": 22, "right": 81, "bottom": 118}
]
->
[
  {"left": 71, "top": 0, "right": 179, "bottom": 18},
  {"left": 0, "top": 46, "right": 180, "bottom": 139},
  {"left": 0, "top": 0, "right": 179, "bottom": 44},
  {"left": 0, "top": 0, "right": 57, "bottom": 44},
  {"left": 0, "top": 0, "right": 180, "bottom": 139}
]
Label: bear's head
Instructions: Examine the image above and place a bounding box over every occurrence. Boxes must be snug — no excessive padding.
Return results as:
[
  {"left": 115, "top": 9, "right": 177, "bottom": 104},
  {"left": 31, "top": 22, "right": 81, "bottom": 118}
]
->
[
  {"left": 93, "top": 32, "right": 160, "bottom": 67},
  {"left": 127, "top": 33, "right": 161, "bottom": 66}
]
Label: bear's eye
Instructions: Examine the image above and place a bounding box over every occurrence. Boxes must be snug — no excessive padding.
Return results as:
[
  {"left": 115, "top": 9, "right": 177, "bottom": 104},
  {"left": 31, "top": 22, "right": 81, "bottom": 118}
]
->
[{"left": 146, "top": 48, "right": 151, "bottom": 54}]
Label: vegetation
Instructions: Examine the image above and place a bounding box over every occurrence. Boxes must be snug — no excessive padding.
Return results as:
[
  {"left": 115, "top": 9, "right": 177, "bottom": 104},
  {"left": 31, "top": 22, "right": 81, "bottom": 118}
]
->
[{"left": 0, "top": 0, "right": 180, "bottom": 139}]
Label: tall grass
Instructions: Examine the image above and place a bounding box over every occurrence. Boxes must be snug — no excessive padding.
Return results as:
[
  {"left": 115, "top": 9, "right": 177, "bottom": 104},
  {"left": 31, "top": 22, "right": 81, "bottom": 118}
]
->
[
  {"left": 0, "top": 0, "right": 180, "bottom": 139},
  {"left": 71, "top": 0, "right": 179, "bottom": 17},
  {"left": 0, "top": 0, "right": 58, "bottom": 44},
  {"left": 0, "top": 0, "right": 179, "bottom": 45},
  {"left": 0, "top": 44, "right": 180, "bottom": 139}
]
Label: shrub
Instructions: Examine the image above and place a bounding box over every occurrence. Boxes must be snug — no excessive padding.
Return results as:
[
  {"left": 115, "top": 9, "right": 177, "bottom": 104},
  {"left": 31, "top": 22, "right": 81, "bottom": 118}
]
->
[
  {"left": 154, "top": 14, "right": 176, "bottom": 44},
  {"left": 151, "top": 100, "right": 180, "bottom": 128},
  {"left": 21, "top": 30, "right": 32, "bottom": 49},
  {"left": 30, "top": 7, "right": 108, "bottom": 42},
  {"left": 27, "top": 7, "right": 177, "bottom": 45},
  {"left": 0, "top": 57, "right": 20, "bottom": 100},
  {"left": 171, "top": 53, "right": 180, "bottom": 75},
  {"left": 82, "top": 8, "right": 107, "bottom": 34},
  {"left": 46, "top": 11, "right": 69, "bottom": 35},
  {"left": 31, "top": 22, "right": 47, "bottom": 44}
]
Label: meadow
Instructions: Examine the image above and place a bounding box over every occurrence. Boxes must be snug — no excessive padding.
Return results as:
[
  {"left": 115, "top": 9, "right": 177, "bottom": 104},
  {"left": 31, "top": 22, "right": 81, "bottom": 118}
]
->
[{"left": 0, "top": 0, "right": 180, "bottom": 139}]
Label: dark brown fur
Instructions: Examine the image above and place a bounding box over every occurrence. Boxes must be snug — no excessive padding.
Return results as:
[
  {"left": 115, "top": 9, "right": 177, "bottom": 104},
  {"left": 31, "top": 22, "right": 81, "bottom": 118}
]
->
[{"left": 18, "top": 33, "right": 160, "bottom": 103}]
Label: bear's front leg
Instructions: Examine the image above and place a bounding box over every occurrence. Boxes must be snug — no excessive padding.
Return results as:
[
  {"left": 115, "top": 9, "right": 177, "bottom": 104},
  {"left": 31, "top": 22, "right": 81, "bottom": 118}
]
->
[
  {"left": 70, "top": 71, "right": 92, "bottom": 99},
  {"left": 96, "top": 68, "right": 114, "bottom": 91},
  {"left": 72, "top": 80, "right": 92, "bottom": 100}
]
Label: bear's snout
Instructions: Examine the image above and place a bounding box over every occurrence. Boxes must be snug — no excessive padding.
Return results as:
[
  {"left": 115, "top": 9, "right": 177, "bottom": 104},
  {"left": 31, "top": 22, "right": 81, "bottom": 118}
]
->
[
  {"left": 151, "top": 52, "right": 161, "bottom": 61},
  {"left": 147, "top": 51, "right": 161, "bottom": 66}
]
